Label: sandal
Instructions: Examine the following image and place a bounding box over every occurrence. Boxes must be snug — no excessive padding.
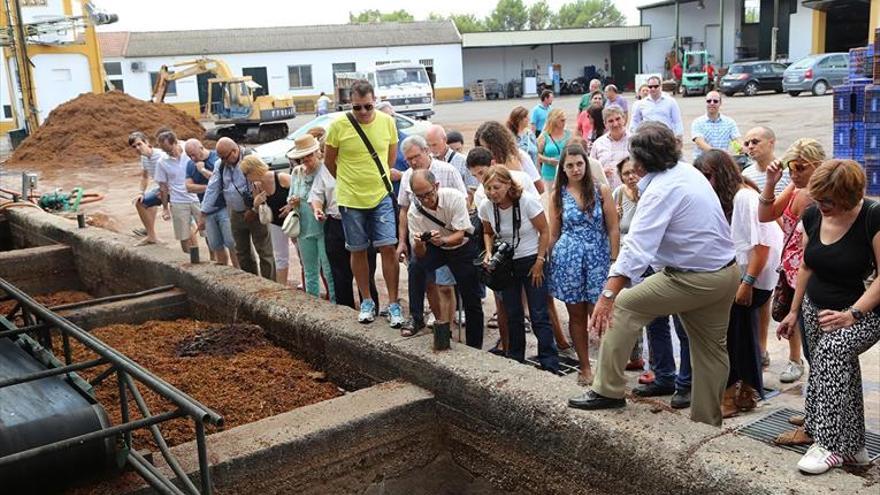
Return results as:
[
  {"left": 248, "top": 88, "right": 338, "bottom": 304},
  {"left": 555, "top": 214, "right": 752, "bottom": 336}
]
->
[
  {"left": 774, "top": 427, "right": 814, "bottom": 446},
  {"left": 399, "top": 319, "right": 425, "bottom": 338},
  {"left": 638, "top": 370, "right": 655, "bottom": 384},
  {"left": 788, "top": 414, "right": 805, "bottom": 426},
  {"left": 488, "top": 338, "right": 505, "bottom": 356},
  {"left": 577, "top": 372, "right": 593, "bottom": 387},
  {"left": 487, "top": 313, "right": 498, "bottom": 329}
]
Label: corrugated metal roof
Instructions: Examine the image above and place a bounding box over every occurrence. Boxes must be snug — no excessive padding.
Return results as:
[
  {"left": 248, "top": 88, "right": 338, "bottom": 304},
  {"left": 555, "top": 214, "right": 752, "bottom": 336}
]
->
[
  {"left": 462, "top": 25, "right": 651, "bottom": 48},
  {"left": 118, "top": 21, "right": 461, "bottom": 58}
]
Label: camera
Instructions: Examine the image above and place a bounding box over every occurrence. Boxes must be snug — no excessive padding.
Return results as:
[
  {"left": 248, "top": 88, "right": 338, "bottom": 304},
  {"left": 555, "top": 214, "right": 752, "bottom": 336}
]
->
[
  {"left": 418, "top": 231, "right": 434, "bottom": 243},
  {"left": 486, "top": 241, "right": 514, "bottom": 271},
  {"left": 242, "top": 190, "right": 255, "bottom": 209}
]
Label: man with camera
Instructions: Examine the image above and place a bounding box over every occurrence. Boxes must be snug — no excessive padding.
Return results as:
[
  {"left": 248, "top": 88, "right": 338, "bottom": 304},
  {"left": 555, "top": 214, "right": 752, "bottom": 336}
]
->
[
  {"left": 200, "top": 137, "right": 274, "bottom": 279},
  {"left": 405, "top": 169, "right": 484, "bottom": 348}
]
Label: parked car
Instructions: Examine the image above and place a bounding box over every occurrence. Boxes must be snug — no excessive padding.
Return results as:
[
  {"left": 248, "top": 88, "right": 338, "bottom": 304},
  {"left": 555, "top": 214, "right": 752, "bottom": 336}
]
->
[
  {"left": 718, "top": 61, "right": 787, "bottom": 97},
  {"left": 254, "top": 111, "right": 431, "bottom": 169},
  {"left": 783, "top": 53, "right": 849, "bottom": 96}
]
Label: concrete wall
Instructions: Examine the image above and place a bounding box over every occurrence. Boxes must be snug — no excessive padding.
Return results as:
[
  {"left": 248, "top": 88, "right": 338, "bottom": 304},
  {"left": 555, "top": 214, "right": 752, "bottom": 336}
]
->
[
  {"left": 109, "top": 43, "right": 463, "bottom": 106},
  {"left": 640, "top": 0, "right": 740, "bottom": 72},
  {"left": 788, "top": 4, "right": 816, "bottom": 62},
  {"left": 462, "top": 43, "right": 610, "bottom": 86},
  {"left": 4, "top": 207, "right": 872, "bottom": 495}
]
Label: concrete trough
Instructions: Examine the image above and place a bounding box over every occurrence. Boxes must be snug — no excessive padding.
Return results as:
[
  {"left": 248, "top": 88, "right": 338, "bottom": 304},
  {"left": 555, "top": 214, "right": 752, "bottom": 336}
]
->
[{"left": 1, "top": 208, "right": 875, "bottom": 494}]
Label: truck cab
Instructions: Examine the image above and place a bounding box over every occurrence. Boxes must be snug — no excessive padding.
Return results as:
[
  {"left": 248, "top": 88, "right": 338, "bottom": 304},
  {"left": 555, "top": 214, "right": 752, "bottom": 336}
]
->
[{"left": 370, "top": 63, "right": 434, "bottom": 119}]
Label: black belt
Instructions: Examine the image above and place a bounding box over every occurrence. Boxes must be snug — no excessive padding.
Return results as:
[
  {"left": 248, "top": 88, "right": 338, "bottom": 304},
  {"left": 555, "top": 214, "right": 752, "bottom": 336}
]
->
[{"left": 665, "top": 258, "right": 736, "bottom": 273}]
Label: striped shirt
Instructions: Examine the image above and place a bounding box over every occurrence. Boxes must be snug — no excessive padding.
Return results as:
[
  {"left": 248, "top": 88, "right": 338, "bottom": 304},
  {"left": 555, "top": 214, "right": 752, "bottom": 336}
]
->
[{"left": 690, "top": 113, "right": 740, "bottom": 157}]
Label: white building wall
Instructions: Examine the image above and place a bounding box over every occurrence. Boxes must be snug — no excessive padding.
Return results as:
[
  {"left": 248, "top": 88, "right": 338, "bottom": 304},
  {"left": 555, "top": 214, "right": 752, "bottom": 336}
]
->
[
  {"left": 116, "top": 43, "right": 463, "bottom": 104},
  {"left": 0, "top": 54, "right": 12, "bottom": 126},
  {"left": 640, "top": 1, "right": 739, "bottom": 74},
  {"left": 788, "top": 5, "right": 815, "bottom": 62},
  {"left": 30, "top": 53, "right": 92, "bottom": 124},
  {"left": 462, "top": 43, "right": 610, "bottom": 86}
]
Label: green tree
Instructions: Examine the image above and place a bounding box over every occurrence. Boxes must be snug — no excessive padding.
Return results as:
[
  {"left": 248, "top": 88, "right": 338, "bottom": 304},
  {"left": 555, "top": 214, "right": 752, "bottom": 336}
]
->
[
  {"left": 485, "top": 0, "right": 528, "bottom": 31},
  {"left": 349, "top": 9, "right": 414, "bottom": 23},
  {"left": 556, "top": 0, "right": 626, "bottom": 28},
  {"left": 528, "top": 1, "right": 556, "bottom": 30},
  {"left": 449, "top": 13, "right": 487, "bottom": 33}
]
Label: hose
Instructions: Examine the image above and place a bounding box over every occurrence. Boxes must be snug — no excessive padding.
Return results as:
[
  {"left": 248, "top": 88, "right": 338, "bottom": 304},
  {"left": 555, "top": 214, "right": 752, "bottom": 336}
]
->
[{"left": 0, "top": 201, "right": 43, "bottom": 211}]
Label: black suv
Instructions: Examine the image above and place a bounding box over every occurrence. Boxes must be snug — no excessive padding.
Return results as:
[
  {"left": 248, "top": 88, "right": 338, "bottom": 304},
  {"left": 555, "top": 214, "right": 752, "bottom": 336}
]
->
[{"left": 718, "top": 61, "right": 787, "bottom": 97}]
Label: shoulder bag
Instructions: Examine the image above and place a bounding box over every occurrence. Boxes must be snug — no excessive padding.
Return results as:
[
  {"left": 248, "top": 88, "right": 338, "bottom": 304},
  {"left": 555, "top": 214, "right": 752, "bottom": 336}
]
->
[
  {"left": 282, "top": 168, "right": 302, "bottom": 238},
  {"left": 344, "top": 113, "right": 399, "bottom": 223}
]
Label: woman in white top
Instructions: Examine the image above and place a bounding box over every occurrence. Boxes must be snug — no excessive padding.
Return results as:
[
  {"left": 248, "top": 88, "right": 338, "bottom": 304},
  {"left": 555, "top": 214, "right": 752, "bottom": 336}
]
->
[
  {"left": 478, "top": 165, "right": 559, "bottom": 373},
  {"left": 695, "top": 150, "right": 782, "bottom": 418},
  {"left": 475, "top": 121, "right": 544, "bottom": 194}
]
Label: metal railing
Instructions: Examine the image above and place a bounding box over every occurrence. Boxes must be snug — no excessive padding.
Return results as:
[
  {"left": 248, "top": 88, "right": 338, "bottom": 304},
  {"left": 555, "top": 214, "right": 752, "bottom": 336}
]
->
[{"left": 0, "top": 277, "right": 222, "bottom": 494}]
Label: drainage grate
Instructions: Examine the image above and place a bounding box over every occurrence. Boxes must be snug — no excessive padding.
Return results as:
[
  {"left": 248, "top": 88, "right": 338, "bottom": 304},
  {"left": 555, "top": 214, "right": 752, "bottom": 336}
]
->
[{"left": 736, "top": 407, "right": 880, "bottom": 461}]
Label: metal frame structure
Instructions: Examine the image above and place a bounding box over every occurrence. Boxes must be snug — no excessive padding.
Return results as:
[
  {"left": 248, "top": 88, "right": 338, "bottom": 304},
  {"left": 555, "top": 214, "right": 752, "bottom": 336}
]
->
[{"left": 0, "top": 277, "right": 222, "bottom": 495}]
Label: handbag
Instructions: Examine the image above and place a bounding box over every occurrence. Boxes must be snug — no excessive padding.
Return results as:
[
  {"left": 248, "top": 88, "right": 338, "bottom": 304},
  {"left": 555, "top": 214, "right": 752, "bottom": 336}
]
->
[
  {"left": 771, "top": 219, "right": 799, "bottom": 322},
  {"left": 282, "top": 208, "right": 300, "bottom": 238},
  {"left": 257, "top": 203, "right": 272, "bottom": 225}
]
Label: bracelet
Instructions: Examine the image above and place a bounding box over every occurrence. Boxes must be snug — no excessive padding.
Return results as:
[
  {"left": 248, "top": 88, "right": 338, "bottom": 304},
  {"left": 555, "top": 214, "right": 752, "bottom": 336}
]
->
[
  {"left": 741, "top": 274, "right": 757, "bottom": 286},
  {"left": 536, "top": 255, "right": 546, "bottom": 262},
  {"left": 758, "top": 194, "right": 775, "bottom": 205}
]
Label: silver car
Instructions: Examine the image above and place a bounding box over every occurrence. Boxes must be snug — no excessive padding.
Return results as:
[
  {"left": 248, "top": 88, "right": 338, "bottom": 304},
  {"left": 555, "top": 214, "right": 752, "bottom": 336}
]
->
[
  {"left": 254, "top": 111, "right": 431, "bottom": 169},
  {"left": 782, "top": 53, "right": 849, "bottom": 97}
]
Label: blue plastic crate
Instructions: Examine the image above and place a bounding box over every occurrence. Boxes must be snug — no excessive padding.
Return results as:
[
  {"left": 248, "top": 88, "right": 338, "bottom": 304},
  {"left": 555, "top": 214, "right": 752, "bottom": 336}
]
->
[
  {"left": 866, "top": 85, "right": 880, "bottom": 123},
  {"left": 834, "top": 85, "right": 854, "bottom": 122},
  {"left": 865, "top": 156, "right": 880, "bottom": 195},
  {"left": 854, "top": 122, "right": 867, "bottom": 161},
  {"left": 866, "top": 124, "right": 880, "bottom": 157}
]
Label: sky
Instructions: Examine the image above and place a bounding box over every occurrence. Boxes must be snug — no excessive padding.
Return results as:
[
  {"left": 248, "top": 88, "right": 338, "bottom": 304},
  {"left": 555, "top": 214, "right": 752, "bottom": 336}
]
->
[{"left": 93, "top": 0, "right": 653, "bottom": 32}]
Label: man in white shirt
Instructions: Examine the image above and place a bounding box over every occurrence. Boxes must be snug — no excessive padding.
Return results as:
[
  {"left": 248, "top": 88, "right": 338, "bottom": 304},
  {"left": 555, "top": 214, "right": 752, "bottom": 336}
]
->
[
  {"left": 405, "top": 169, "right": 484, "bottom": 347},
  {"left": 741, "top": 126, "right": 791, "bottom": 193},
  {"left": 316, "top": 92, "right": 331, "bottom": 116},
  {"left": 629, "top": 75, "right": 684, "bottom": 138},
  {"left": 569, "top": 122, "right": 739, "bottom": 427},
  {"left": 155, "top": 130, "right": 200, "bottom": 253},
  {"left": 129, "top": 131, "right": 165, "bottom": 246},
  {"left": 396, "top": 135, "right": 466, "bottom": 332}
]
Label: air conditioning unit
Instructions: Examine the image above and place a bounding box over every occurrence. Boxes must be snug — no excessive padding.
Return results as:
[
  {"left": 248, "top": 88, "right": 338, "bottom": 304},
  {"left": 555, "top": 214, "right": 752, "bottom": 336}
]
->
[{"left": 130, "top": 61, "right": 145, "bottom": 73}]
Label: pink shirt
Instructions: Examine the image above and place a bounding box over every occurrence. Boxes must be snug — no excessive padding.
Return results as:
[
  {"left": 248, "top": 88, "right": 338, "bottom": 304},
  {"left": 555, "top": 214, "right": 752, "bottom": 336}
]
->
[
  {"left": 589, "top": 131, "right": 629, "bottom": 189},
  {"left": 576, "top": 110, "right": 592, "bottom": 140}
]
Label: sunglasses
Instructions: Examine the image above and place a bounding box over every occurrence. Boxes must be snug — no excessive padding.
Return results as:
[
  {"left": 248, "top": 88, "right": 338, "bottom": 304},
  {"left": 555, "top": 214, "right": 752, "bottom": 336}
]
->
[
  {"left": 706, "top": 98, "right": 720, "bottom": 104},
  {"left": 647, "top": 84, "right": 660, "bottom": 89},
  {"left": 783, "top": 160, "right": 813, "bottom": 173},
  {"left": 352, "top": 104, "right": 374, "bottom": 112},
  {"left": 744, "top": 139, "right": 762, "bottom": 147}
]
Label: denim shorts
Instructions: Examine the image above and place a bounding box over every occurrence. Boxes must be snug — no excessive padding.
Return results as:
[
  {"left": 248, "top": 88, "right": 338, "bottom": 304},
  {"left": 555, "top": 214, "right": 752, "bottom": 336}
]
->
[
  {"left": 141, "top": 187, "right": 162, "bottom": 208},
  {"left": 428, "top": 265, "right": 456, "bottom": 286},
  {"left": 339, "top": 196, "right": 397, "bottom": 251},
  {"left": 204, "top": 208, "right": 235, "bottom": 251}
]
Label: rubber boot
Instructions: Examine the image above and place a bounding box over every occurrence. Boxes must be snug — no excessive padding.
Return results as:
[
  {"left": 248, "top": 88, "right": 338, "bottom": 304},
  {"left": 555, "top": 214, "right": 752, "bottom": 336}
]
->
[
  {"left": 736, "top": 383, "right": 758, "bottom": 412},
  {"left": 721, "top": 384, "right": 740, "bottom": 419},
  {"left": 433, "top": 321, "right": 451, "bottom": 351}
]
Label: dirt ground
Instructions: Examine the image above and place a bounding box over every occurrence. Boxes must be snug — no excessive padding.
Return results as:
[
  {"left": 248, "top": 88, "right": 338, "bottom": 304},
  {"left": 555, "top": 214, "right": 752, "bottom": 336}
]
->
[{"left": 1, "top": 92, "right": 876, "bottom": 436}]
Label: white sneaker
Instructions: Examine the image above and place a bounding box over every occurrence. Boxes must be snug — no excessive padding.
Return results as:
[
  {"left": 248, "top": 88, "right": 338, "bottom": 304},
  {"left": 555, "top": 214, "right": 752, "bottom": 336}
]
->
[
  {"left": 387, "top": 302, "right": 405, "bottom": 329},
  {"left": 797, "top": 444, "right": 843, "bottom": 474},
  {"left": 844, "top": 447, "right": 870, "bottom": 466},
  {"left": 780, "top": 360, "right": 805, "bottom": 383},
  {"left": 455, "top": 309, "right": 466, "bottom": 325},
  {"left": 358, "top": 300, "right": 376, "bottom": 324}
]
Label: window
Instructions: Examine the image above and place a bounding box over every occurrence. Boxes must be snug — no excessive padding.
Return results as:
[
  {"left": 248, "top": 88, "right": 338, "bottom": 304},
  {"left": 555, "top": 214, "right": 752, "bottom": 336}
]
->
[
  {"left": 817, "top": 57, "right": 832, "bottom": 69},
  {"left": 771, "top": 63, "right": 787, "bottom": 74},
  {"left": 753, "top": 64, "right": 770, "bottom": 74},
  {"left": 743, "top": 0, "right": 760, "bottom": 24},
  {"left": 831, "top": 55, "right": 848, "bottom": 68},
  {"left": 3, "top": 105, "right": 11, "bottom": 119},
  {"left": 394, "top": 115, "right": 413, "bottom": 130},
  {"left": 287, "top": 65, "right": 313, "bottom": 89},
  {"left": 149, "top": 72, "right": 176, "bottom": 96},
  {"left": 103, "top": 62, "right": 122, "bottom": 76},
  {"left": 108, "top": 79, "right": 125, "bottom": 92}
]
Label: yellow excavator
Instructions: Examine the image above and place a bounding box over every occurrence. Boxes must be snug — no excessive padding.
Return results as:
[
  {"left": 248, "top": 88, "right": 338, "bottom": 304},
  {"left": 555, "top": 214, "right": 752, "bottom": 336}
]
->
[{"left": 151, "top": 58, "right": 296, "bottom": 143}]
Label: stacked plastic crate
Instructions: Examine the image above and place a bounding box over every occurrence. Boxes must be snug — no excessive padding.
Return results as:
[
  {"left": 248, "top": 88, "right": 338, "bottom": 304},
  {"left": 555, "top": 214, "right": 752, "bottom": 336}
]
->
[{"left": 836, "top": 41, "right": 880, "bottom": 194}]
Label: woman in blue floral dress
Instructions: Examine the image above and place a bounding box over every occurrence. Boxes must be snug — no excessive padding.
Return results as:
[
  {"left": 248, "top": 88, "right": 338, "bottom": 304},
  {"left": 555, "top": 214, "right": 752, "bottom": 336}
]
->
[{"left": 549, "top": 144, "right": 619, "bottom": 386}]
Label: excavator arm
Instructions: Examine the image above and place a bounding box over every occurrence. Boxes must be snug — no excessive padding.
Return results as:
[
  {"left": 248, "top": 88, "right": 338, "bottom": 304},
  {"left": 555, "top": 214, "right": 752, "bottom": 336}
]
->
[{"left": 150, "top": 58, "right": 236, "bottom": 103}]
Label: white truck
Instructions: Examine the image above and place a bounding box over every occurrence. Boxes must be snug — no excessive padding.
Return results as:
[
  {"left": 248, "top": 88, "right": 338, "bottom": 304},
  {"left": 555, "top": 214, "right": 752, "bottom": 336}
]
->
[{"left": 335, "top": 62, "right": 434, "bottom": 119}]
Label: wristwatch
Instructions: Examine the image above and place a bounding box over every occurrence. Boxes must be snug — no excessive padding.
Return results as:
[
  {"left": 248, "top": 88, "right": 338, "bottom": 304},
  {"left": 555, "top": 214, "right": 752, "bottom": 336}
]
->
[
  {"left": 601, "top": 289, "right": 616, "bottom": 300},
  {"left": 850, "top": 307, "right": 865, "bottom": 321}
]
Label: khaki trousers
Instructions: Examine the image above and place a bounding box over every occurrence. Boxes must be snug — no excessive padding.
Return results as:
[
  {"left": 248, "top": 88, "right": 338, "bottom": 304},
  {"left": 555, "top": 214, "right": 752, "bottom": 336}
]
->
[
  {"left": 229, "top": 209, "right": 275, "bottom": 280},
  {"left": 593, "top": 264, "right": 739, "bottom": 426}
]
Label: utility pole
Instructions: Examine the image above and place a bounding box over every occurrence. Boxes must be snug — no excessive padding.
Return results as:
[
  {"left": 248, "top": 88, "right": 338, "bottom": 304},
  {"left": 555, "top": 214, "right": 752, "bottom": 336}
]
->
[
  {"left": 719, "top": 0, "right": 725, "bottom": 66},
  {"left": 770, "top": 0, "right": 779, "bottom": 61}
]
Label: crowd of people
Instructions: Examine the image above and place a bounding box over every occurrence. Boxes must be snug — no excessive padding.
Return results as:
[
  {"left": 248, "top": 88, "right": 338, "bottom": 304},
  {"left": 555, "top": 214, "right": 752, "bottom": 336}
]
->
[{"left": 129, "top": 77, "right": 878, "bottom": 476}]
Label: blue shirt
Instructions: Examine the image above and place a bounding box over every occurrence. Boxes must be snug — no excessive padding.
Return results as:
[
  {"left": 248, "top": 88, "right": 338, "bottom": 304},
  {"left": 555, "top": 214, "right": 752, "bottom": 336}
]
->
[
  {"left": 200, "top": 149, "right": 251, "bottom": 214},
  {"left": 690, "top": 114, "right": 740, "bottom": 157},
  {"left": 517, "top": 131, "right": 538, "bottom": 167},
  {"left": 629, "top": 94, "right": 684, "bottom": 136},
  {"left": 392, "top": 129, "right": 409, "bottom": 197},
  {"left": 186, "top": 150, "right": 221, "bottom": 203},
  {"left": 530, "top": 103, "right": 551, "bottom": 134}
]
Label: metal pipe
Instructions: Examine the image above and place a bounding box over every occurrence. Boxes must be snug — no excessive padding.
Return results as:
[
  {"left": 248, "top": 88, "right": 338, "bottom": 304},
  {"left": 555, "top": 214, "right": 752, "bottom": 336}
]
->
[
  {"left": 0, "top": 322, "right": 50, "bottom": 339},
  {"left": 0, "top": 277, "right": 222, "bottom": 426},
  {"left": 0, "top": 409, "right": 183, "bottom": 467},
  {"left": 88, "top": 363, "right": 116, "bottom": 387},
  {"left": 118, "top": 371, "right": 132, "bottom": 449},
  {"left": 771, "top": 0, "right": 779, "bottom": 61},
  {"left": 49, "top": 284, "right": 177, "bottom": 312},
  {"left": 0, "top": 357, "right": 106, "bottom": 388},
  {"left": 674, "top": 0, "right": 680, "bottom": 65},
  {"left": 124, "top": 375, "right": 201, "bottom": 495},
  {"left": 129, "top": 451, "right": 187, "bottom": 495},
  {"left": 196, "top": 420, "right": 213, "bottom": 495}
]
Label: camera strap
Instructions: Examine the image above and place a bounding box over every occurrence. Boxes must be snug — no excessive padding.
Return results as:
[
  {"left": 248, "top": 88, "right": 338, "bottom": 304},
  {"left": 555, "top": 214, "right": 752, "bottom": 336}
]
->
[
  {"left": 345, "top": 112, "right": 394, "bottom": 197},
  {"left": 415, "top": 200, "right": 473, "bottom": 239},
  {"left": 493, "top": 200, "right": 521, "bottom": 249}
]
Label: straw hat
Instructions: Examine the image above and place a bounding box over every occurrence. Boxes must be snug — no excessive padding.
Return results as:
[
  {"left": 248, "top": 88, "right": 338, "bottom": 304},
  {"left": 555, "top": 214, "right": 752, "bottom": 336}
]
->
[{"left": 286, "top": 134, "right": 320, "bottom": 160}]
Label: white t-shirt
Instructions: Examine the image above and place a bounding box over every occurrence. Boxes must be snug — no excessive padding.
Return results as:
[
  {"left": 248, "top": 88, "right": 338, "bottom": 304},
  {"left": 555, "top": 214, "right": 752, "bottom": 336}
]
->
[
  {"left": 155, "top": 152, "right": 199, "bottom": 204},
  {"left": 742, "top": 161, "right": 791, "bottom": 195},
  {"left": 731, "top": 187, "right": 783, "bottom": 290},
  {"left": 478, "top": 192, "right": 544, "bottom": 259},
  {"left": 407, "top": 188, "right": 472, "bottom": 250},
  {"left": 398, "top": 159, "right": 466, "bottom": 208},
  {"left": 474, "top": 170, "right": 538, "bottom": 209},
  {"left": 141, "top": 149, "right": 165, "bottom": 183},
  {"left": 517, "top": 149, "right": 541, "bottom": 182}
]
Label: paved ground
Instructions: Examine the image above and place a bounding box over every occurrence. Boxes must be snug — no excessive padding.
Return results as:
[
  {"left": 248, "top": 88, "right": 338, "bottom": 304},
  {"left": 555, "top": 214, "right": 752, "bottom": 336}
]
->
[{"left": 0, "top": 91, "right": 876, "bottom": 437}]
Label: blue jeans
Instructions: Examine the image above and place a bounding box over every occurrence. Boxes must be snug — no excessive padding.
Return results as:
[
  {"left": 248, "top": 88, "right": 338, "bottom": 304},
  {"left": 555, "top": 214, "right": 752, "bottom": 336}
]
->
[
  {"left": 339, "top": 196, "right": 397, "bottom": 251},
  {"left": 499, "top": 255, "right": 559, "bottom": 372},
  {"left": 204, "top": 208, "right": 235, "bottom": 251},
  {"left": 647, "top": 314, "right": 692, "bottom": 392}
]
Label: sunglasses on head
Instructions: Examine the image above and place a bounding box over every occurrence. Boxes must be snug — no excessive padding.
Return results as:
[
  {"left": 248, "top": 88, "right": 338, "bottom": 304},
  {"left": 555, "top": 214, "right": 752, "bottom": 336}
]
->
[
  {"left": 744, "top": 138, "right": 761, "bottom": 147},
  {"left": 352, "top": 104, "right": 374, "bottom": 112}
]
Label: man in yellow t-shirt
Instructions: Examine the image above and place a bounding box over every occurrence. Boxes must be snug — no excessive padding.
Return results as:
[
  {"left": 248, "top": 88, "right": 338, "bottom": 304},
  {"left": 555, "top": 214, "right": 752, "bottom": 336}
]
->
[{"left": 325, "top": 80, "right": 403, "bottom": 327}]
